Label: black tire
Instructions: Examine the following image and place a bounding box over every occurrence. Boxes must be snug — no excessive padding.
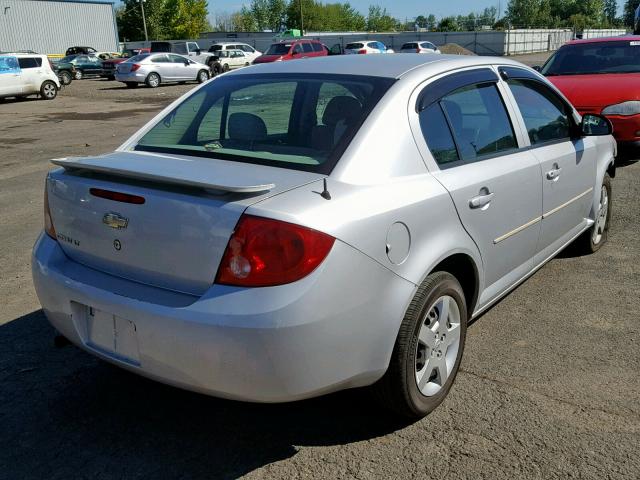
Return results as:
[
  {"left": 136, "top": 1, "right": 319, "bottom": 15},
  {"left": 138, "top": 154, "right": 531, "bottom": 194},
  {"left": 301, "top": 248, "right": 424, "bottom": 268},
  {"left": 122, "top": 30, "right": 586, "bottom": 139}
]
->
[
  {"left": 145, "top": 72, "right": 160, "bottom": 88},
  {"left": 125, "top": 82, "right": 138, "bottom": 89},
  {"left": 222, "top": 64, "right": 229, "bottom": 73},
  {"left": 59, "top": 71, "right": 72, "bottom": 86},
  {"left": 107, "top": 75, "right": 115, "bottom": 81},
  {"left": 74, "top": 69, "right": 83, "bottom": 80},
  {"left": 574, "top": 173, "right": 612, "bottom": 254},
  {"left": 197, "top": 69, "right": 209, "bottom": 83},
  {"left": 40, "top": 80, "right": 58, "bottom": 100},
  {"left": 373, "top": 271, "right": 468, "bottom": 419}
]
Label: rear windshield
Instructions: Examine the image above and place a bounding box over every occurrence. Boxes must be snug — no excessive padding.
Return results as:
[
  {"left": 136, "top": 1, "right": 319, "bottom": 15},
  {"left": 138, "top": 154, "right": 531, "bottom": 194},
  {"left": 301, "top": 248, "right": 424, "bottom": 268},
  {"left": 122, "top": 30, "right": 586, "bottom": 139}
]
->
[
  {"left": 542, "top": 41, "right": 640, "bottom": 75},
  {"left": 402, "top": 43, "right": 418, "bottom": 49},
  {"left": 135, "top": 74, "right": 394, "bottom": 174},
  {"left": 126, "top": 54, "right": 150, "bottom": 62},
  {"left": 345, "top": 43, "right": 364, "bottom": 49},
  {"left": 265, "top": 43, "right": 291, "bottom": 55},
  {"left": 209, "top": 45, "right": 222, "bottom": 52}
]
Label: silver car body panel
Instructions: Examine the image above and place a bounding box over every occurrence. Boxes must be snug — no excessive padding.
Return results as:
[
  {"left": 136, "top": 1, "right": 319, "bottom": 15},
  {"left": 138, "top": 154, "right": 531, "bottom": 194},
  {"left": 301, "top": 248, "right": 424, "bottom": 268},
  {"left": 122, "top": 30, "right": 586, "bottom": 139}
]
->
[{"left": 33, "top": 54, "right": 615, "bottom": 401}]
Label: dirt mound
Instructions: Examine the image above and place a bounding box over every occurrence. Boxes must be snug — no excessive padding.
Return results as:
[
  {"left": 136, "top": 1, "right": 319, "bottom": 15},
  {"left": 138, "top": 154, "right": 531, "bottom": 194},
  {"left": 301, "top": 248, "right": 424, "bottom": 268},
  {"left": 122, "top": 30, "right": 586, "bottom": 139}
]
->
[{"left": 439, "top": 43, "right": 476, "bottom": 55}]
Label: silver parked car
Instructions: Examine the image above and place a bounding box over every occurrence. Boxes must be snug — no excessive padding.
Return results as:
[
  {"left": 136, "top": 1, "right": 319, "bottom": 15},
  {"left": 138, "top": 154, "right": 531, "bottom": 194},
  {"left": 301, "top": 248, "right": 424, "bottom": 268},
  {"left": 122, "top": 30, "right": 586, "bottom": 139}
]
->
[
  {"left": 114, "top": 53, "right": 211, "bottom": 88},
  {"left": 33, "top": 55, "right": 615, "bottom": 418},
  {"left": 399, "top": 41, "right": 441, "bottom": 54}
]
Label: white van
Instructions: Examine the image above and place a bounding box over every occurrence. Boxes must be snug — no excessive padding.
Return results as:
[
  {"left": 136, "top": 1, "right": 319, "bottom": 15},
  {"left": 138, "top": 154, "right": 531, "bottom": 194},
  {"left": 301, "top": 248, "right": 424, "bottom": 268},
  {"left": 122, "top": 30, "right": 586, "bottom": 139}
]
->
[
  {"left": 207, "top": 42, "right": 262, "bottom": 63},
  {"left": 0, "top": 54, "right": 60, "bottom": 100}
]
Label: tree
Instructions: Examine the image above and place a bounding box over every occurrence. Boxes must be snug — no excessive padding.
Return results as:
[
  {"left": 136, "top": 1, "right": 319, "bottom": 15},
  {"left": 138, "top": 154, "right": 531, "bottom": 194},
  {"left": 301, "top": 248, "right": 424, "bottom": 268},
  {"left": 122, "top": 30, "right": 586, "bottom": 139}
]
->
[
  {"left": 436, "top": 16, "right": 459, "bottom": 31},
  {"left": 623, "top": 0, "right": 640, "bottom": 27},
  {"left": 164, "top": 0, "right": 209, "bottom": 39},
  {"left": 366, "top": 5, "right": 398, "bottom": 31},
  {"left": 117, "top": 0, "right": 169, "bottom": 41},
  {"left": 603, "top": 0, "right": 618, "bottom": 23},
  {"left": 232, "top": 7, "right": 258, "bottom": 30}
]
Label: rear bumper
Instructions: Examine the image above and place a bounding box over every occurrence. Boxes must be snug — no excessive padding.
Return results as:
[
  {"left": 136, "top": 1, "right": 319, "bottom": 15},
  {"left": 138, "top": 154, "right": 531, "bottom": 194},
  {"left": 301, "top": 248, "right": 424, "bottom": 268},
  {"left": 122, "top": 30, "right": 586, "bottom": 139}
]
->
[
  {"left": 32, "top": 233, "right": 414, "bottom": 402},
  {"left": 115, "top": 72, "right": 147, "bottom": 83}
]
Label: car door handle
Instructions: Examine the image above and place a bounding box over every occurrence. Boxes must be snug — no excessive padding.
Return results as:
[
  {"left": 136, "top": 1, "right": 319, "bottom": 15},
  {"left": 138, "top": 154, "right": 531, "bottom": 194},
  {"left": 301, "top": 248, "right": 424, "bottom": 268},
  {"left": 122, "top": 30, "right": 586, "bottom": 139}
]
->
[
  {"left": 546, "top": 166, "right": 562, "bottom": 180},
  {"left": 469, "top": 191, "right": 494, "bottom": 209}
]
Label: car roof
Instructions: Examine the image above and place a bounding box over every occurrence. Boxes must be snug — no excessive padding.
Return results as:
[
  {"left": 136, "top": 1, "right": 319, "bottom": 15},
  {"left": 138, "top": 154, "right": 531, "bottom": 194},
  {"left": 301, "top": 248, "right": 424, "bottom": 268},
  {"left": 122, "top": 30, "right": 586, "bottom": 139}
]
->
[
  {"left": 212, "top": 42, "right": 250, "bottom": 45},
  {"left": 566, "top": 35, "right": 638, "bottom": 46},
  {"left": 231, "top": 54, "right": 517, "bottom": 79}
]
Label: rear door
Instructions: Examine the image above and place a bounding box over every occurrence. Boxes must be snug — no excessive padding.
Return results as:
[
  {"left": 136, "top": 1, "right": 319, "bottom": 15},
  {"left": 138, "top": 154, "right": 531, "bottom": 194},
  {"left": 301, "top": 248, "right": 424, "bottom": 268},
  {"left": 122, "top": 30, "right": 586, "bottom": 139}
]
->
[
  {"left": 17, "top": 57, "right": 42, "bottom": 94},
  {"left": 500, "top": 67, "right": 596, "bottom": 263},
  {"left": 414, "top": 68, "right": 543, "bottom": 305},
  {"left": 150, "top": 54, "right": 175, "bottom": 80},
  {"left": 0, "top": 56, "right": 22, "bottom": 96}
]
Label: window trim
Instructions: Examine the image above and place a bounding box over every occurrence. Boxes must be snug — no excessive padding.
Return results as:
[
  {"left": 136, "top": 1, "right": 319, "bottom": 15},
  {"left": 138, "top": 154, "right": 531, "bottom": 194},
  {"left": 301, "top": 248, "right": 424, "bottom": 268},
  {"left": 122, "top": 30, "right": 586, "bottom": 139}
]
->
[{"left": 416, "top": 68, "right": 499, "bottom": 113}]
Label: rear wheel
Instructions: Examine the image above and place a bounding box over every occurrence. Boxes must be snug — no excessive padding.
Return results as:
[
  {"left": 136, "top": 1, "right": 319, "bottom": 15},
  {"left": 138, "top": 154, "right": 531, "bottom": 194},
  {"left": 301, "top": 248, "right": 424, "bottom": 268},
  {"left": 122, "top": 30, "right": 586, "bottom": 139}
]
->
[
  {"left": 373, "top": 271, "right": 467, "bottom": 418},
  {"left": 197, "top": 69, "right": 209, "bottom": 83},
  {"left": 222, "top": 64, "right": 229, "bottom": 73},
  {"left": 40, "top": 80, "right": 58, "bottom": 100},
  {"left": 575, "top": 173, "right": 612, "bottom": 254},
  {"left": 59, "top": 71, "right": 72, "bottom": 86},
  {"left": 145, "top": 72, "right": 160, "bottom": 88},
  {"left": 74, "top": 70, "right": 83, "bottom": 80}
]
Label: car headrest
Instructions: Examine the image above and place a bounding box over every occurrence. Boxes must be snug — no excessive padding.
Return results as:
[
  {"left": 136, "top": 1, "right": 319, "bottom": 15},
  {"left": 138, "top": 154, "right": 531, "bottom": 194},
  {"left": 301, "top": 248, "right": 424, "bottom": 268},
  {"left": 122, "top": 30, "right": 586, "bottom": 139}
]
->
[
  {"left": 228, "top": 113, "right": 267, "bottom": 142},
  {"left": 322, "top": 96, "right": 362, "bottom": 127}
]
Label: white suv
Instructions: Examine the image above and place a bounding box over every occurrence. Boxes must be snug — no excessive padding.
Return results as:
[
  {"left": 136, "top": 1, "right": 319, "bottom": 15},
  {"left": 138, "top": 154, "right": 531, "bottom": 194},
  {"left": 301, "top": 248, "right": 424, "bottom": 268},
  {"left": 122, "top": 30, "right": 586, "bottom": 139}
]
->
[
  {"left": 208, "top": 42, "right": 261, "bottom": 63},
  {"left": 0, "top": 54, "right": 60, "bottom": 100}
]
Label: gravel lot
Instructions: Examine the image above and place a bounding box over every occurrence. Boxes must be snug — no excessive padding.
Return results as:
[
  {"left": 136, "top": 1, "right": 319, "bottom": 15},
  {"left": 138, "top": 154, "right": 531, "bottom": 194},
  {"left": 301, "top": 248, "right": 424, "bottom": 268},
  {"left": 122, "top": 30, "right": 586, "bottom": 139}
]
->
[{"left": 1, "top": 59, "right": 639, "bottom": 479}]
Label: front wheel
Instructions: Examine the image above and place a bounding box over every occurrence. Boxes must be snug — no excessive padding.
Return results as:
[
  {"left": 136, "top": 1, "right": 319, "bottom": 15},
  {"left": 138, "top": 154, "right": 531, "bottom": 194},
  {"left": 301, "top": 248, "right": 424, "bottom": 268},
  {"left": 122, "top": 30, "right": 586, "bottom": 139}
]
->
[
  {"left": 74, "top": 70, "right": 83, "bottom": 80},
  {"left": 222, "top": 64, "right": 229, "bottom": 73},
  {"left": 145, "top": 72, "right": 160, "bottom": 88},
  {"left": 197, "top": 69, "right": 210, "bottom": 83},
  {"left": 40, "top": 80, "right": 58, "bottom": 100},
  {"left": 575, "top": 173, "right": 612, "bottom": 254},
  {"left": 372, "top": 271, "right": 467, "bottom": 418},
  {"left": 59, "top": 71, "right": 72, "bottom": 86}
]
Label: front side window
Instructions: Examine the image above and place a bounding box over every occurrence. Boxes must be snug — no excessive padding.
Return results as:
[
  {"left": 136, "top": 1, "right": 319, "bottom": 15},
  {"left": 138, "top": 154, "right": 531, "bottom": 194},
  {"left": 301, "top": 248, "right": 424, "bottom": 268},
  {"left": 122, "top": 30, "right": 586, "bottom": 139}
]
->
[
  {"left": 439, "top": 83, "right": 517, "bottom": 161},
  {"left": 292, "top": 44, "right": 303, "bottom": 54},
  {"left": 302, "top": 42, "right": 314, "bottom": 53},
  {"left": 135, "top": 74, "right": 393, "bottom": 173},
  {"left": 312, "top": 42, "right": 323, "bottom": 52},
  {"left": 507, "top": 79, "right": 571, "bottom": 145}
]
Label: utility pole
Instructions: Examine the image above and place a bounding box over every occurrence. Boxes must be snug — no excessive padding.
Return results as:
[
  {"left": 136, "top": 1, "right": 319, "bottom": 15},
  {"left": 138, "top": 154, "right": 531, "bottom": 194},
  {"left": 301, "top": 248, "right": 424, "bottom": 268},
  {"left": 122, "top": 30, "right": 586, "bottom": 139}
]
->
[
  {"left": 299, "top": 0, "right": 304, "bottom": 34},
  {"left": 140, "top": 0, "right": 149, "bottom": 41}
]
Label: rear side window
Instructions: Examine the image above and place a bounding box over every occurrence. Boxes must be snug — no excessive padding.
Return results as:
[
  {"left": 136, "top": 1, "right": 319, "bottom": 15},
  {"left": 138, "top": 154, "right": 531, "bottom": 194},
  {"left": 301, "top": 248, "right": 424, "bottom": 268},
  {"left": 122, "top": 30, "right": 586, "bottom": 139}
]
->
[
  {"left": 302, "top": 42, "right": 314, "bottom": 53},
  {"left": 312, "top": 42, "right": 323, "bottom": 52},
  {"left": 440, "top": 84, "right": 517, "bottom": 162},
  {"left": 174, "top": 44, "right": 187, "bottom": 54},
  {"left": 420, "top": 103, "right": 460, "bottom": 165},
  {"left": 507, "top": 79, "right": 571, "bottom": 145},
  {"left": 17, "top": 57, "right": 41, "bottom": 68}
]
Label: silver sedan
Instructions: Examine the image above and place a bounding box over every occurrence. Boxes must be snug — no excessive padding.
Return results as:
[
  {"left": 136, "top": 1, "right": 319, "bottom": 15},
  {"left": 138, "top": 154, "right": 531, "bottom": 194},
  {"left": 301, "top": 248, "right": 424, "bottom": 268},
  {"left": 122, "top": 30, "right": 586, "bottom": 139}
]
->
[
  {"left": 33, "top": 55, "right": 615, "bottom": 419},
  {"left": 115, "top": 53, "right": 211, "bottom": 88}
]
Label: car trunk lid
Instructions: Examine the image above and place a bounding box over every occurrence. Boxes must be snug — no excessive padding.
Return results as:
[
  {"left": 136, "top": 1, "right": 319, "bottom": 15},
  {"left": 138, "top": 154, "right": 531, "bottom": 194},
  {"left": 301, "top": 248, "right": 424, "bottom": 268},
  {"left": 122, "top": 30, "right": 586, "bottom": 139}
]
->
[{"left": 47, "top": 151, "right": 322, "bottom": 295}]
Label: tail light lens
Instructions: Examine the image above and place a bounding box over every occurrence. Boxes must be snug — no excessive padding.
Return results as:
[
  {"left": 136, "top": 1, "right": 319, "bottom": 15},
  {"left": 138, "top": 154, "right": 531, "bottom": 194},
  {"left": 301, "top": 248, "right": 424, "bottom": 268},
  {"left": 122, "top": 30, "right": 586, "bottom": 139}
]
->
[
  {"left": 44, "top": 183, "right": 56, "bottom": 240},
  {"left": 215, "top": 215, "right": 335, "bottom": 287},
  {"left": 358, "top": 49, "right": 367, "bottom": 54},
  {"left": 131, "top": 63, "right": 141, "bottom": 72}
]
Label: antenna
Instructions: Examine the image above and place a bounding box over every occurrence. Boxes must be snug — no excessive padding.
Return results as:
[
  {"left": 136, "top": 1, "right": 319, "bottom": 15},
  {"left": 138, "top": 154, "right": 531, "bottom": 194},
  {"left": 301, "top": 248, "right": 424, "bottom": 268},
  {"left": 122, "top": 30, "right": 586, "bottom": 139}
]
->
[{"left": 320, "top": 178, "right": 331, "bottom": 200}]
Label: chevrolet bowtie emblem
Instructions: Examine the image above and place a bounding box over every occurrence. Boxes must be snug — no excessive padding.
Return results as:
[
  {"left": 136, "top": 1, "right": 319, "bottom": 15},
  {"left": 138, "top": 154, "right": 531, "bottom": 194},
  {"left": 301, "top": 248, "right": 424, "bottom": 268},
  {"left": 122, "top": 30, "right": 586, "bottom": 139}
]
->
[{"left": 103, "top": 212, "right": 129, "bottom": 230}]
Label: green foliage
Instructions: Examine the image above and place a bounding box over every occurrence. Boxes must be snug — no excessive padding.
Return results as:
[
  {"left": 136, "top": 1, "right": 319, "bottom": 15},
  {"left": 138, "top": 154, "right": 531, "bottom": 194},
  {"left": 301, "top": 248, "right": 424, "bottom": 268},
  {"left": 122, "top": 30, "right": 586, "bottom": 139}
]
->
[
  {"left": 506, "top": 0, "right": 616, "bottom": 28},
  {"left": 285, "top": 0, "right": 366, "bottom": 32},
  {"left": 436, "top": 17, "right": 459, "bottom": 32},
  {"left": 116, "top": 0, "right": 209, "bottom": 41},
  {"left": 366, "top": 5, "right": 398, "bottom": 31}
]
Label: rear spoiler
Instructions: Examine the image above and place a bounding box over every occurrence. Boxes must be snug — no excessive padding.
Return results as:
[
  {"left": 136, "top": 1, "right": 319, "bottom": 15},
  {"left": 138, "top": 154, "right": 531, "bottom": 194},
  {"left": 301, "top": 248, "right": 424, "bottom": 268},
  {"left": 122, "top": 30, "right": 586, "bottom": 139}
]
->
[{"left": 51, "top": 156, "right": 276, "bottom": 194}]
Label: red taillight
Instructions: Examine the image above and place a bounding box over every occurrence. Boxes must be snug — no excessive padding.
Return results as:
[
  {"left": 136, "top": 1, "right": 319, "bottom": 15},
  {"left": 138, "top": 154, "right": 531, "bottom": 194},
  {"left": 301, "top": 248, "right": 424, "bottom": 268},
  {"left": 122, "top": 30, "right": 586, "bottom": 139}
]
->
[
  {"left": 416, "top": 48, "right": 421, "bottom": 53},
  {"left": 130, "top": 63, "right": 141, "bottom": 72},
  {"left": 358, "top": 49, "right": 367, "bottom": 54},
  {"left": 90, "top": 188, "right": 145, "bottom": 204},
  {"left": 44, "top": 183, "right": 56, "bottom": 240},
  {"left": 215, "top": 215, "right": 335, "bottom": 287}
]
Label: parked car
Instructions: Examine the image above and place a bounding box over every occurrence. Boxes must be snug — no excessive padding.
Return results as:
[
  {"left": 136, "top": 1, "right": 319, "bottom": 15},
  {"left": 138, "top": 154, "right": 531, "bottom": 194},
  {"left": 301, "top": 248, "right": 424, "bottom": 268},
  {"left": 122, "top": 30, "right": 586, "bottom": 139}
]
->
[
  {"left": 102, "top": 48, "right": 151, "bottom": 80},
  {"left": 52, "top": 59, "right": 76, "bottom": 85},
  {"left": 344, "top": 40, "right": 390, "bottom": 54},
  {"left": 65, "top": 46, "right": 97, "bottom": 56},
  {"left": 0, "top": 54, "right": 60, "bottom": 100},
  {"left": 151, "top": 41, "right": 218, "bottom": 70},
  {"left": 253, "top": 39, "right": 327, "bottom": 63},
  {"left": 399, "top": 41, "right": 441, "bottom": 54},
  {"left": 208, "top": 42, "right": 262, "bottom": 63},
  {"left": 33, "top": 55, "right": 614, "bottom": 419},
  {"left": 59, "top": 54, "right": 104, "bottom": 79},
  {"left": 540, "top": 36, "right": 640, "bottom": 150},
  {"left": 96, "top": 52, "right": 121, "bottom": 60},
  {"left": 213, "top": 49, "right": 251, "bottom": 72},
  {"left": 114, "top": 53, "right": 210, "bottom": 88}
]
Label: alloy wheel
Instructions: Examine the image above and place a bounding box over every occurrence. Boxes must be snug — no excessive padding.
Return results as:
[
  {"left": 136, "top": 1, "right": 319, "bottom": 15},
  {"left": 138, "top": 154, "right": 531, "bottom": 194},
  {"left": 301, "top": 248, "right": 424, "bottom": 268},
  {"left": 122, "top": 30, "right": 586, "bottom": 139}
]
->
[
  {"left": 593, "top": 184, "right": 609, "bottom": 245},
  {"left": 415, "top": 295, "right": 461, "bottom": 396},
  {"left": 42, "top": 83, "right": 56, "bottom": 99}
]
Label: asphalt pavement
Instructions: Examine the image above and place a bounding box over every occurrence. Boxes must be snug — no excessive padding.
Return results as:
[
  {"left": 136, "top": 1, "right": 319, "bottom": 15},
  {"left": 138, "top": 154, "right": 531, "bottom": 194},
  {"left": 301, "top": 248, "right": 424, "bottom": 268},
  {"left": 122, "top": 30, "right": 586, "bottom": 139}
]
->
[{"left": 1, "top": 59, "right": 639, "bottom": 479}]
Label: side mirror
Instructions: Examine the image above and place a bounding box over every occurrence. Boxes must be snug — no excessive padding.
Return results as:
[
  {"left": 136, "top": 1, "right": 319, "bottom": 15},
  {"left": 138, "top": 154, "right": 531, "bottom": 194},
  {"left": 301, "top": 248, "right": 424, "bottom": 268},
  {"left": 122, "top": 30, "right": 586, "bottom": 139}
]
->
[
  {"left": 195, "top": 49, "right": 201, "bottom": 55},
  {"left": 581, "top": 114, "right": 612, "bottom": 136},
  {"left": 532, "top": 65, "right": 542, "bottom": 72}
]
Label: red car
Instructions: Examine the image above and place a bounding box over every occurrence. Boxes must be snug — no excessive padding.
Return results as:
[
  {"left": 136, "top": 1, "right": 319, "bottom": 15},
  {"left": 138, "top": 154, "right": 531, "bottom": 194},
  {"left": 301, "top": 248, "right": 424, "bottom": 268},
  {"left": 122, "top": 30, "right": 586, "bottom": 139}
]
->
[
  {"left": 101, "top": 48, "right": 150, "bottom": 80},
  {"left": 253, "top": 39, "right": 327, "bottom": 64},
  {"left": 541, "top": 36, "right": 640, "bottom": 150}
]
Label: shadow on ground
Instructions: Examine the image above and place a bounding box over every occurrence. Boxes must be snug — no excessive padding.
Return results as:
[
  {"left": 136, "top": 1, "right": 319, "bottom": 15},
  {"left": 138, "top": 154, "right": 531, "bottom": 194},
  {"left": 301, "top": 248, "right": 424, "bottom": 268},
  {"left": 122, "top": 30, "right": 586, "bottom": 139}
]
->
[{"left": 0, "top": 310, "right": 407, "bottom": 479}]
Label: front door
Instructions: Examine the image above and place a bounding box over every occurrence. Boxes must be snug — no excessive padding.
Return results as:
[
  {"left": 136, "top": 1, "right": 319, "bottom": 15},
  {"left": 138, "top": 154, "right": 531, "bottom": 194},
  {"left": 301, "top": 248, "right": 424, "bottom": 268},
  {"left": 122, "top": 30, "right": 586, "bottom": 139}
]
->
[
  {"left": 504, "top": 77, "right": 596, "bottom": 263},
  {"left": 416, "top": 72, "right": 543, "bottom": 307}
]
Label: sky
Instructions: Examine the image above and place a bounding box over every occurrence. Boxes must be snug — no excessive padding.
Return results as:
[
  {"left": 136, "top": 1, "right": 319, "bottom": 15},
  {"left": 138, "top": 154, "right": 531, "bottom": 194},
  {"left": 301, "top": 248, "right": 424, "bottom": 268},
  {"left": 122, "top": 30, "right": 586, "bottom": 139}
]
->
[{"left": 209, "top": 0, "right": 627, "bottom": 22}]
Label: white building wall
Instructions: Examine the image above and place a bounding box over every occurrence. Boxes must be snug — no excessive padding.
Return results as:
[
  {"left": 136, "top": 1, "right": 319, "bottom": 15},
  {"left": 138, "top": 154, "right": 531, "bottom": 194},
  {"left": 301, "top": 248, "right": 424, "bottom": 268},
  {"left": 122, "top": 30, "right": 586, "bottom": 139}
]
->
[{"left": 0, "top": 0, "right": 118, "bottom": 54}]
